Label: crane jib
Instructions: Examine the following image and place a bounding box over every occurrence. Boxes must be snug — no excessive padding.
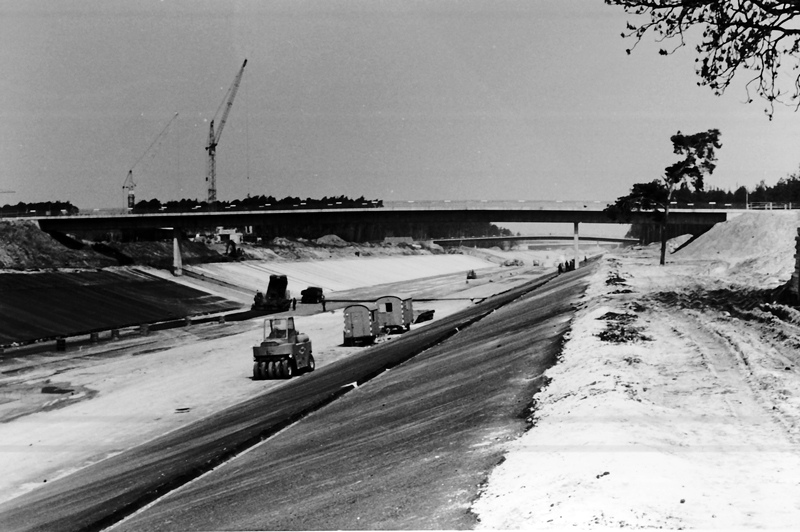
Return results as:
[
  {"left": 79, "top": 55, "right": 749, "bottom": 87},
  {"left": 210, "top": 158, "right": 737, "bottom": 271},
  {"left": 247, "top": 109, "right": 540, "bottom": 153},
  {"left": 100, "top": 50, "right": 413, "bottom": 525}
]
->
[{"left": 207, "top": 59, "right": 247, "bottom": 204}]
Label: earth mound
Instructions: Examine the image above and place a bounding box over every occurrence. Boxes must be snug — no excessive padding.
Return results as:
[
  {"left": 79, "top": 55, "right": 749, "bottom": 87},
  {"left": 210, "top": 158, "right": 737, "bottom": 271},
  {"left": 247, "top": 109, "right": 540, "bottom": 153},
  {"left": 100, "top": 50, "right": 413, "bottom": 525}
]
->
[
  {"left": 0, "top": 220, "right": 115, "bottom": 269},
  {"left": 675, "top": 211, "right": 799, "bottom": 286},
  {"left": 314, "top": 234, "right": 348, "bottom": 247}
]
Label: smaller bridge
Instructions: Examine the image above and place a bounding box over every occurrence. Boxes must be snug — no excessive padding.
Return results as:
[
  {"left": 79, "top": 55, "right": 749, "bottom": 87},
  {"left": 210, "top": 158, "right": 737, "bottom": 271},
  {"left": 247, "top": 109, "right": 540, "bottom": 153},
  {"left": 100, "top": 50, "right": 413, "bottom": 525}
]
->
[{"left": 433, "top": 235, "right": 638, "bottom": 248}]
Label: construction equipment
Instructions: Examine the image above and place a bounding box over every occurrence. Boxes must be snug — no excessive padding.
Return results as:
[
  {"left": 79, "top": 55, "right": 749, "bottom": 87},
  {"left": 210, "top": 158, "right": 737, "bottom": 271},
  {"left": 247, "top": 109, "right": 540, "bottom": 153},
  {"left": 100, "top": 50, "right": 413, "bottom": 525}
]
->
[
  {"left": 252, "top": 317, "right": 314, "bottom": 380},
  {"left": 206, "top": 59, "right": 247, "bottom": 204},
  {"left": 124, "top": 112, "right": 179, "bottom": 211},
  {"left": 252, "top": 274, "right": 292, "bottom": 312},
  {"left": 300, "top": 286, "right": 324, "bottom": 304}
]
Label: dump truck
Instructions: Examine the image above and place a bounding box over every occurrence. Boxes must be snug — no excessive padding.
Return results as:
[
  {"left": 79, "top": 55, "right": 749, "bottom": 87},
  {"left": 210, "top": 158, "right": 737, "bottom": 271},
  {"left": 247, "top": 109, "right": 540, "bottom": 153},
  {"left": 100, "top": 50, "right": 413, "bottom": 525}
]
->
[
  {"left": 375, "top": 295, "right": 413, "bottom": 334},
  {"left": 300, "top": 286, "right": 324, "bottom": 304},
  {"left": 252, "top": 274, "right": 292, "bottom": 312},
  {"left": 343, "top": 303, "right": 380, "bottom": 346},
  {"left": 252, "top": 317, "right": 314, "bottom": 380}
]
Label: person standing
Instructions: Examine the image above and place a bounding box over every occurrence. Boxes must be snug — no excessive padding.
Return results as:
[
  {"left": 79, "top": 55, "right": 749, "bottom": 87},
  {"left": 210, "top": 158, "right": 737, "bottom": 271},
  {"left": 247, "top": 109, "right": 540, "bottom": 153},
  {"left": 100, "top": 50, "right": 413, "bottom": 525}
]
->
[{"left": 321, "top": 294, "right": 326, "bottom": 312}]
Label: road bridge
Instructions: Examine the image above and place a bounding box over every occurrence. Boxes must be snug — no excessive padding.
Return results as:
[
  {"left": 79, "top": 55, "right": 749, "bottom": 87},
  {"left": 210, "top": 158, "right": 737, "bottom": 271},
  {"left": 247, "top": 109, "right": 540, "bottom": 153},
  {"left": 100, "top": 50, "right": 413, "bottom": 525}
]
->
[
  {"left": 16, "top": 200, "right": 731, "bottom": 275},
  {"left": 433, "top": 234, "right": 639, "bottom": 249}
]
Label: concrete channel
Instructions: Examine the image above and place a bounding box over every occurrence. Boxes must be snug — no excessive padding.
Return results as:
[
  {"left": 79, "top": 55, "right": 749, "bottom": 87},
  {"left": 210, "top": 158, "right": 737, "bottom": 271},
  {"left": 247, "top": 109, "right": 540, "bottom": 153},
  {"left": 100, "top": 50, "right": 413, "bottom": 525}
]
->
[{"left": 0, "top": 265, "right": 594, "bottom": 532}]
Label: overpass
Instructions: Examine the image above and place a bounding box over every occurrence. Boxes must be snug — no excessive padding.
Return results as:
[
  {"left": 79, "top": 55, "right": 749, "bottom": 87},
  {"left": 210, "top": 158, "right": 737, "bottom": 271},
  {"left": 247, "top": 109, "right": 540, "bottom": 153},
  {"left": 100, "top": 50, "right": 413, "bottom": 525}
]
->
[
  {"left": 433, "top": 234, "right": 640, "bottom": 249},
  {"left": 19, "top": 200, "right": 731, "bottom": 274}
]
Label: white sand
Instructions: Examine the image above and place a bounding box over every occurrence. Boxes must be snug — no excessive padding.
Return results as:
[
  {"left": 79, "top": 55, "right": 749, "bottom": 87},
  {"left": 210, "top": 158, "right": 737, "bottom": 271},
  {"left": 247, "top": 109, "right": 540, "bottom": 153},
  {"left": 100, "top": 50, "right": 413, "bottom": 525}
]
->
[{"left": 473, "top": 212, "right": 800, "bottom": 529}]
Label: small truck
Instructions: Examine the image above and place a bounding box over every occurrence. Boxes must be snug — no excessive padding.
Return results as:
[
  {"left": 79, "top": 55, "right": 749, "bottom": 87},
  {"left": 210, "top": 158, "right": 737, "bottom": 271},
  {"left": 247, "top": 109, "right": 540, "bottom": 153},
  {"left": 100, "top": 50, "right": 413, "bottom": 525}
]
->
[{"left": 252, "top": 317, "right": 315, "bottom": 380}]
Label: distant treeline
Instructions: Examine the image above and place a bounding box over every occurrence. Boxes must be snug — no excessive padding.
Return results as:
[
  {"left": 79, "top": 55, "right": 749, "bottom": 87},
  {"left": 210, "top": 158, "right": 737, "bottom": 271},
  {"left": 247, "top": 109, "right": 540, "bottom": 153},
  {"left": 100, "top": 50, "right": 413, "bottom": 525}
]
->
[
  {"left": 132, "top": 195, "right": 383, "bottom": 213},
  {"left": 0, "top": 201, "right": 80, "bottom": 217},
  {"left": 670, "top": 172, "right": 800, "bottom": 205}
]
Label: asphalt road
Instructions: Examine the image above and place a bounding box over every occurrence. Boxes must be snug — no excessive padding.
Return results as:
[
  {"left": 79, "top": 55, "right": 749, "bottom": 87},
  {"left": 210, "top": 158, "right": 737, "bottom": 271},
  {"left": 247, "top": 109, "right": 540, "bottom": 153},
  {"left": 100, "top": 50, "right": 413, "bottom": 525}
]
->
[{"left": 0, "top": 265, "right": 592, "bottom": 532}]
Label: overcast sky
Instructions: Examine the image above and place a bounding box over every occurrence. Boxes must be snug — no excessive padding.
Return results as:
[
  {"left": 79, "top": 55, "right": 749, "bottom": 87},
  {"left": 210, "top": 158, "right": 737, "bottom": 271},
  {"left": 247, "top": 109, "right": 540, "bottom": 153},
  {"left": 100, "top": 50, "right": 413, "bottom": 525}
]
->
[{"left": 3, "top": 0, "right": 800, "bottom": 209}]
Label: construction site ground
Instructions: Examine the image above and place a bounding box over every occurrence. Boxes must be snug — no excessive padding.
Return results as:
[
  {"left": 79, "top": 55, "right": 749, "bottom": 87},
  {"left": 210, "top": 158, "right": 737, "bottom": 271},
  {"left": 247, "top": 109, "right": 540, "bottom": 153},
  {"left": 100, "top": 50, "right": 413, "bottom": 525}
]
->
[
  {"left": 2, "top": 212, "right": 800, "bottom": 529},
  {"left": 0, "top": 250, "right": 561, "bottom": 507},
  {"left": 474, "top": 211, "right": 800, "bottom": 529}
]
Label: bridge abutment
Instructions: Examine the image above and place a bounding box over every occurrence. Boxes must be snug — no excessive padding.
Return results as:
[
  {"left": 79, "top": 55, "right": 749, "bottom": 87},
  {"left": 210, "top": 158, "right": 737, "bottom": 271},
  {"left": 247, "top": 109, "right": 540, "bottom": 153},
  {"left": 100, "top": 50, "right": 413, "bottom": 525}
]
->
[
  {"left": 574, "top": 222, "right": 580, "bottom": 268},
  {"left": 173, "top": 228, "right": 183, "bottom": 276}
]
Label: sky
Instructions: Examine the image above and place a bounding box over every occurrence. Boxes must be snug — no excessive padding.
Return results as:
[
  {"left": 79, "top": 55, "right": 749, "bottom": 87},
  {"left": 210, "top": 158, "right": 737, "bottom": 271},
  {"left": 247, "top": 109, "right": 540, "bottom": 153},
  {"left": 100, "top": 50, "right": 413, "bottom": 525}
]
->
[{"left": 3, "top": 0, "right": 800, "bottom": 210}]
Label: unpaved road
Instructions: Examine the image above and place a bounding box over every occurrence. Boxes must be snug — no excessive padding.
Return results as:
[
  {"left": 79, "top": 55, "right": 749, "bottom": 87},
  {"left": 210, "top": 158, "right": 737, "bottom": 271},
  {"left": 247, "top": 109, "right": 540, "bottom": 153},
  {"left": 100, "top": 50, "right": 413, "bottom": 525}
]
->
[{"left": 473, "top": 250, "right": 800, "bottom": 529}]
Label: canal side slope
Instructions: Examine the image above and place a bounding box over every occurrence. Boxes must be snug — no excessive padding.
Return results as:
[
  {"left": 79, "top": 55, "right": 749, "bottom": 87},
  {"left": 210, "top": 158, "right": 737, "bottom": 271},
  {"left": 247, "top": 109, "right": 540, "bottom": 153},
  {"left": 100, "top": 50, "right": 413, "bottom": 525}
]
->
[{"left": 474, "top": 211, "right": 800, "bottom": 529}]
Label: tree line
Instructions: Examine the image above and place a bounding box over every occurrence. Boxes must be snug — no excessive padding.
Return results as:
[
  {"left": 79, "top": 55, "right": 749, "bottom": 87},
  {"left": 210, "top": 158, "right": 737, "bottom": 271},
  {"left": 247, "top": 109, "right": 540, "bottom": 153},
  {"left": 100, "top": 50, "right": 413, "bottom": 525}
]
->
[
  {"left": 0, "top": 201, "right": 79, "bottom": 217},
  {"left": 132, "top": 195, "right": 383, "bottom": 213}
]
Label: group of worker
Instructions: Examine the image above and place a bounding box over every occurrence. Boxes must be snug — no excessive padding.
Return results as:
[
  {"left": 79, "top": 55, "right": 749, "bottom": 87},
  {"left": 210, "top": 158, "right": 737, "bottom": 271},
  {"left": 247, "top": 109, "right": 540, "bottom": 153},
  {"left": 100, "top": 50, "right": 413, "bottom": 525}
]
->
[{"left": 557, "top": 259, "right": 577, "bottom": 274}]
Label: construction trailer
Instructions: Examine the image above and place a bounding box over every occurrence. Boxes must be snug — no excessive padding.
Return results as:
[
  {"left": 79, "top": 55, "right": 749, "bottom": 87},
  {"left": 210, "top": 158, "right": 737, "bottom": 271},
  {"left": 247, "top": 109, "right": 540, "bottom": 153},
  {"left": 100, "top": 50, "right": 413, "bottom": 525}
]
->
[
  {"left": 375, "top": 295, "right": 413, "bottom": 333},
  {"left": 343, "top": 303, "right": 380, "bottom": 346}
]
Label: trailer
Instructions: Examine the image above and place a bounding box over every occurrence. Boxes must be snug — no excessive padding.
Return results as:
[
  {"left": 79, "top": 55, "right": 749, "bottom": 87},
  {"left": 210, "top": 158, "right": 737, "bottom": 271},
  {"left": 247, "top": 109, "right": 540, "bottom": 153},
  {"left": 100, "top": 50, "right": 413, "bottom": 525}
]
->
[
  {"left": 375, "top": 295, "right": 413, "bottom": 334},
  {"left": 343, "top": 303, "right": 380, "bottom": 346}
]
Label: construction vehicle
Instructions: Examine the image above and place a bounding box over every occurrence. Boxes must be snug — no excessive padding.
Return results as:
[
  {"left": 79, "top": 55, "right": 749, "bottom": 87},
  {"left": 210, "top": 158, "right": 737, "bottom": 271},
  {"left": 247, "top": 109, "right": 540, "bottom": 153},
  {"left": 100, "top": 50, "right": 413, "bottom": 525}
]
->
[
  {"left": 252, "top": 274, "right": 292, "bottom": 312},
  {"left": 300, "top": 286, "right": 324, "bottom": 304},
  {"left": 252, "top": 317, "right": 314, "bottom": 380},
  {"left": 206, "top": 59, "right": 247, "bottom": 204}
]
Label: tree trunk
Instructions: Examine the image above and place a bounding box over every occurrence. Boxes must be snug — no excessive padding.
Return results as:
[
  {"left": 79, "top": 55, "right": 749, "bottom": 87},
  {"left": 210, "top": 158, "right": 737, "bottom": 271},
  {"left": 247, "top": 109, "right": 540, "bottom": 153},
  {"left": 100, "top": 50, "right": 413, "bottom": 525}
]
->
[{"left": 659, "top": 190, "right": 673, "bottom": 266}]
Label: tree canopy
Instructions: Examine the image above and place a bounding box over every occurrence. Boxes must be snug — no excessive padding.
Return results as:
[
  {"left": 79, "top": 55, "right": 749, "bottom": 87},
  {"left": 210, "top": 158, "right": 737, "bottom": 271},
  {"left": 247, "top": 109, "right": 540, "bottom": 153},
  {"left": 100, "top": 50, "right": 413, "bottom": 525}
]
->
[
  {"left": 606, "top": 129, "right": 721, "bottom": 264},
  {"left": 606, "top": 1, "right": 800, "bottom": 118}
]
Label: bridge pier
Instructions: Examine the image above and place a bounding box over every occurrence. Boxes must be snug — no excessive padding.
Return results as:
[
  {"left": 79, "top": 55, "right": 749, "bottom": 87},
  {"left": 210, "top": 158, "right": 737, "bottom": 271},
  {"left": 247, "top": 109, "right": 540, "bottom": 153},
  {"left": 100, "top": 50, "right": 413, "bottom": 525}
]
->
[
  {"left": 574, "top": 222, "right": 580, "bottom": 268},
  {"left": 173, "top": 227, "right": 183, "bottom": 276}
]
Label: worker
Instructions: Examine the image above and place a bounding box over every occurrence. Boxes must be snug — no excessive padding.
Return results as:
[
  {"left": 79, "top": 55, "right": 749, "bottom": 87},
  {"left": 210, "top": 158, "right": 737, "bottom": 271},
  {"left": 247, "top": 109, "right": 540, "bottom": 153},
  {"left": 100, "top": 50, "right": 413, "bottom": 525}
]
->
[
  {"left": 321, "top": 294, "right": 326, "bottom": 312},
  {"left": 292, "top": 297, "right": 297, "bottom": 311}
]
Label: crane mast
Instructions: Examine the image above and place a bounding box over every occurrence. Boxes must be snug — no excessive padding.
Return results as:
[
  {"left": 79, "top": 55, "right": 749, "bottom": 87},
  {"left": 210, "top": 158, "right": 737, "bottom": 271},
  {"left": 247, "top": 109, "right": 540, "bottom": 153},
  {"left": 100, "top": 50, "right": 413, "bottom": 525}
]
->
[
  {"left": 206, "top": 59, "right": 247, "bottom": 204},
  {"left": 124, "top": 112, "right": 179, "bottom": 211}
]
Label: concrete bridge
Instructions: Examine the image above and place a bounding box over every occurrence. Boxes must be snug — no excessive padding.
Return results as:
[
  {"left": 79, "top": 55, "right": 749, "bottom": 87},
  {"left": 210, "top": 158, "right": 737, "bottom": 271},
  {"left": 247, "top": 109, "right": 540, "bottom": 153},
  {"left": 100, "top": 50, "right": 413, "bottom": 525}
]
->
[
  {"left": 19, "top": 200, "right": 731, "bottom": 274},
  {"left": 432, "top": 234, "right": 640, "bottom": 249}
]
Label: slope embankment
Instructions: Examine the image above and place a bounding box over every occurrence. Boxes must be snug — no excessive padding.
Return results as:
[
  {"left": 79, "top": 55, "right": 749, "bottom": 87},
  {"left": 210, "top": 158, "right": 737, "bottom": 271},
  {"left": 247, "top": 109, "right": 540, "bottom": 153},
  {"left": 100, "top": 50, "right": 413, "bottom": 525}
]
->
[{"left": 473, "top": 211, "right": 800, "bottom": 529}]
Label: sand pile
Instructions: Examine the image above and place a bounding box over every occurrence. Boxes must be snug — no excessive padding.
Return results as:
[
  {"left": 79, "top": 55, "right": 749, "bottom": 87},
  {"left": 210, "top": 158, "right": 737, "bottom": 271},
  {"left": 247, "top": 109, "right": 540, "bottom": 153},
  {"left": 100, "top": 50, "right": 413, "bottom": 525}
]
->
[
  {"left": 674, "top": 211, "right": 799, "bottom": 286},
  {"left": 314, "top": 234, "right": 348, "bottom": 246}
]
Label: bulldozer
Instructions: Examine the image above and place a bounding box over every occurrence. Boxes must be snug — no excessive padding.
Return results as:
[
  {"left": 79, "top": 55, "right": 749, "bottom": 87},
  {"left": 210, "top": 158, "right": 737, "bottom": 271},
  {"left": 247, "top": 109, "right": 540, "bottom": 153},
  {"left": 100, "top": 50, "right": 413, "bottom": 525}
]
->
[{"left": 252, "top": 317, "right": 315, "bottom": 380}]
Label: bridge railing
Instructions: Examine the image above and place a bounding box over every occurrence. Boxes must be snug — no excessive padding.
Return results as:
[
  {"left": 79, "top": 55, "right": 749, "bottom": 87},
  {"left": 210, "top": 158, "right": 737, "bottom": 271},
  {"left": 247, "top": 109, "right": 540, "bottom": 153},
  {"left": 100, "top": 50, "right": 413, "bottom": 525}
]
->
[{"left": 746, "top": 202, "right": 797, "bottom": 210}]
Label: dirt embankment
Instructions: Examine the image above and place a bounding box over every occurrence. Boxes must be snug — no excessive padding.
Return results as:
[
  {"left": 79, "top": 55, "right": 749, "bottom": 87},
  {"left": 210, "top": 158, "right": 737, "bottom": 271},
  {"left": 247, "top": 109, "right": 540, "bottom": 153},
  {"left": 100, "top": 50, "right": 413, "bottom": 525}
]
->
[
  {"left": 0, "top": 220, "right": 444, "bottom": 270},
  {"left": 0, "top": 220, "right": 115, "bottom": 269},
  {"left": 473, "top": 211, "right": 800, "bottom": 529}
]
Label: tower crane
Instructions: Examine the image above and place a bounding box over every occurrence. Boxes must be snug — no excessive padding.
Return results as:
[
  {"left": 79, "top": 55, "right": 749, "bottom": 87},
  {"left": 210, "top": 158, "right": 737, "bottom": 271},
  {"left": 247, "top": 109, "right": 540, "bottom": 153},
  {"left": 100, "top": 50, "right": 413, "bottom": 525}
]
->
[
  {"left": 206, "top": 59, "right": 247, "bottom": 204},
  {"left": 124, "top": 112, "right": 179, "bottom": 211}
]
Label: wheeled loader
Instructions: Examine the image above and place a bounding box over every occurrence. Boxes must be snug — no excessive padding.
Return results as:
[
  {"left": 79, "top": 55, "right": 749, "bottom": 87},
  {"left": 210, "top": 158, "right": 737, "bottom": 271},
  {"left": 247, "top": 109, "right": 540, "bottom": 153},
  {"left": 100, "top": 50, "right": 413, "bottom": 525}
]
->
[{"left": 252, "top": 317, "right": 315, "bottom": 380}]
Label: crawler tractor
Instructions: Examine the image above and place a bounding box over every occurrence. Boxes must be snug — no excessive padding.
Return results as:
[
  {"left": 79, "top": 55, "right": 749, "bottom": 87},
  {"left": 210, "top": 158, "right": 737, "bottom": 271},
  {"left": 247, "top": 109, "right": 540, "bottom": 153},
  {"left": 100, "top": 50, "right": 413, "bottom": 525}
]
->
[{"left": 252, "top": 317, "right": 315, "bottom": 380}]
